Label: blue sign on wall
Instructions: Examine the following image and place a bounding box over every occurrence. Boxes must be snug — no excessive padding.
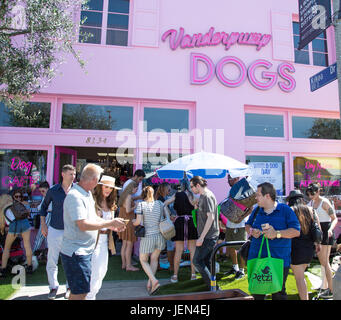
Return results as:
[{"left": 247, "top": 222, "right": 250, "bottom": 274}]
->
[{"left": 310, "top": 63, "right": 337, "bottom": 91}]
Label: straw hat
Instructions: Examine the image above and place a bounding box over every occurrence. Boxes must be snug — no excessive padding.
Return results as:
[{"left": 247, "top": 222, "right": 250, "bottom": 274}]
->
[{"left": 98, "top": 175, "right": 122, "bottom": 189}]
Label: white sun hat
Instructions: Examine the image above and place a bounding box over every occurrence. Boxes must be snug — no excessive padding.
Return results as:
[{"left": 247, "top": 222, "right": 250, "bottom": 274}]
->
[{"left": 98, "top": 175, "right": 122, "bottom": 189}]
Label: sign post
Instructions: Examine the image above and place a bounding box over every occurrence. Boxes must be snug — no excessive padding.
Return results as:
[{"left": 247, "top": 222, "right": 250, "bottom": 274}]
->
[
  {"left": 333, "top": 0, "right": 341, "bottom": 136},
  {"left": 310, "top": 62, "right": 337, "bottom": 91}
]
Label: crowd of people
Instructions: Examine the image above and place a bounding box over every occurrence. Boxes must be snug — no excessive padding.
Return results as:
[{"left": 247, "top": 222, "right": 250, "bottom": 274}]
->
[{"left": 0, "top": 163, "right": 340, "bottom": 300}]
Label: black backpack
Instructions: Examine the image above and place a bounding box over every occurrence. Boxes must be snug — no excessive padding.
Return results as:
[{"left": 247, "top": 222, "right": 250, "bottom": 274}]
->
[{"left": 5, "top": 201, "right": 30, "bottom": 223}]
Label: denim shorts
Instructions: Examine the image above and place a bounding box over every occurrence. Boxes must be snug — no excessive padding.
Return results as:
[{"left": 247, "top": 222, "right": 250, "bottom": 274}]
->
[
  {"left": 60, "top": 252, "right": 92, "bottom": 295},
  {"left": 8, "top": 219, "right": 31, "bottom": 234}
]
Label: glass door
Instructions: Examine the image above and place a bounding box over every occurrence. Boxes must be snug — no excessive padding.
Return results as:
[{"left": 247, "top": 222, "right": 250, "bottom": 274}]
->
[{"left": 54, "top": 147, "right": 77, "bottom": 184}]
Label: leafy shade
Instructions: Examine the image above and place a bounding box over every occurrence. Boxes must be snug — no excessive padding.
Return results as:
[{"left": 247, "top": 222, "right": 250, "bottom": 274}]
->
[
  {"left": 0, "top": 0, "right": 87, "bottom": 105},
  {"left": 306, "top": 118, "right": 341, "bottom": 140}
]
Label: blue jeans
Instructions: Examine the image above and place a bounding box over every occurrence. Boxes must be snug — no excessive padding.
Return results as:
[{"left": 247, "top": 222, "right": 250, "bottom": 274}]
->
[
  {"left": 61, "top": 252, "right": 92, "bottom": 295},
  {"left": 193, "top": 238, "right": 217, "bottom": 288}
]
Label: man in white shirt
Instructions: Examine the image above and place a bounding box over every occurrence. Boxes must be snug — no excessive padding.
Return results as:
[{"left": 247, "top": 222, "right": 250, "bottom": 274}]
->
[
  {"left": 122, "top": 169, "right": 146, "bottom": 200},
  {"left": 61, "top": 164, "right": 126, "bottom": 300}
]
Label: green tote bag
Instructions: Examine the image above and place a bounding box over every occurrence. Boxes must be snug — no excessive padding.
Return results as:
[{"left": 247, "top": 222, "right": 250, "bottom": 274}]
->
[{"left": 247, "top": 236, "right": 284, "bottom": 295}]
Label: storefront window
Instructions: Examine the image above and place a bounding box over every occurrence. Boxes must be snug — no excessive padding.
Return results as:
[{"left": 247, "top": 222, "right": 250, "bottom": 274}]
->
[
  {"left": 61, "top": 103, "right": 133, "bottom": 131},
  {"left": 246, "top": 155, "right": 285, "bottom": 196},
  {"left": 0, "top": 149, "right": 47, "bottom": 195},
  {"left": 292, "top": 116, "right": 341, "bottom": 139},
  {"left": 245, "top": 113, "right": 284, "bottom": 137},
  {"left": 294, "top": 156, "right": 341, "bottom": 195},
  {"left": 144, "top": 108, "right": 189, "bottom": 132},
  {"left": 0, "top": 101, "right": 51, "bottom": 128},
  {"left": 142, "top": 152, "right": 189, "bottom": 186}
]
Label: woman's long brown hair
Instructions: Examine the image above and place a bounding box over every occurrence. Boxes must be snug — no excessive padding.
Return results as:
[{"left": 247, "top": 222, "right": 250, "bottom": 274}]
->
[
  {"left": 292, "top": 204, "right": 313, "bottom": 235},
  {"left": 155, "top": 182, "right": 169, "bottom": 200},
  {"left": 93, "top": 184, "right": 117, "bottom": 213}
]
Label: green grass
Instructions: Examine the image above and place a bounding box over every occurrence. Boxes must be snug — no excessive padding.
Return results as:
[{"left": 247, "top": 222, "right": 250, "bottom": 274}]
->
[
  {"left": 0, "top": 254, "right": 172, "bottom": 300},
  {"left": 155, "top": 257, "right": 320, "bottom": 300},
  {"left": 0, "top": 283, "right": 16, "bottom": 300},
  {"left": 0, "top": 254, "right": 321, "bottom": 300}
]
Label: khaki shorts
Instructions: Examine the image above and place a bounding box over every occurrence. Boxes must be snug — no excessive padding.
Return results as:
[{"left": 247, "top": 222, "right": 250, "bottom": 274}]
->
[{"left": 225, "top": 227, "right": 247, "bottom": 249}]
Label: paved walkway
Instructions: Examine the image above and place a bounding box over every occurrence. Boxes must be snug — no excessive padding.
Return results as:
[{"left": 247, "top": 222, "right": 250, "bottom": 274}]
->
[
  {"left": 7, "top": 270, "right": 323, "bottom": 300},
  {"left": 8, "top": 279, "right": 170, "bottom": 300}
]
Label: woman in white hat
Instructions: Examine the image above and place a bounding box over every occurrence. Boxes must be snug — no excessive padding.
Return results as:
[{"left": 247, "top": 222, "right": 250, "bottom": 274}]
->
[{"left": 86, "top": 175, "right": 121, "bottom": 300}]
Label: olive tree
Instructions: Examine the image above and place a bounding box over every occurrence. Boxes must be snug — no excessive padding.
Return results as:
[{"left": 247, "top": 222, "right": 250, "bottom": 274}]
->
[{"left": 0, "top": 0, "right": 88, "bottom": 113}]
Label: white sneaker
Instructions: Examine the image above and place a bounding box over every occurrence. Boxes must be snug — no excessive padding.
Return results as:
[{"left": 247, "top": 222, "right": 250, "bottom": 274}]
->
[{"left": 170, "top": 275, "right": 178, "bottom": 283}]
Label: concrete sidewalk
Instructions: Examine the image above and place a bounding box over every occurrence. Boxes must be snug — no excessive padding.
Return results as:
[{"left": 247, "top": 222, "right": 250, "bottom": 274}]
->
[{"left": 8, "top": 279, "right": 170, "bottom": 300}]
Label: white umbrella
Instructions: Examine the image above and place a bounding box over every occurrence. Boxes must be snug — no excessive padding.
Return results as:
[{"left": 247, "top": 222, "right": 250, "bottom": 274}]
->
[{"left": 156, "top": 151, "right": 250, "bottom": 180}]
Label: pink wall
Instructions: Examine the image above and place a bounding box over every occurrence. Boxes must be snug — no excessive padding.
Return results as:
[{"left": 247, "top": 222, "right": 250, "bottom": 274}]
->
[{"left": 1, "top": 0, "right": 340, "bottom": 203}]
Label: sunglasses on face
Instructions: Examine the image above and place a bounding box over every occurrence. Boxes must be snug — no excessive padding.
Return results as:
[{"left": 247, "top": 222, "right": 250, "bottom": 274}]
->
[
  {"left": 306, "top": 188, "right": 316, "bottom": 196},
  {"left": 14, "top": 195, "right": 22, "bottom": 200}
]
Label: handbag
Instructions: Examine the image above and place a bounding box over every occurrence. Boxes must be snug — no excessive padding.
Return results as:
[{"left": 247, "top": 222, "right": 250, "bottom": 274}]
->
[
  {"left": 247, "top": 236, "right": 284, "bottom": 295},
  {"left": 219, "top": 178, "right": 256, "bottom": 224},
  {"left": 238, "top": 206, "right": 260, "bottom": 261},
  {"left": 134, "top": 224, "right": 145, "bottom": 237},
  {"left": 159, "top": 205, "right": 175, "bottom": 240},
  {"left": 229, "top": 178, "right": 257, "bottom": 208},
  {"left": 134, "top": 205, "right": 145, "bottom": 238}
]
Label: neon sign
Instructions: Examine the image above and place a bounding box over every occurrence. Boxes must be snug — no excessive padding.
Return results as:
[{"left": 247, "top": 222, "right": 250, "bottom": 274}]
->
[
  {"left": 10, "top": 157, "right": 32, "bottom": 175},
  {"left": 299, "top": 160, "right": 340, "bottom": 188},
  {"left": 2, "top": 157, "right": 37, "bottom": 188},
  {"left": 161, "top": 27, "right": 272, "bottom": 51},
  {"left": 190, "top": 53, "right": 296, "bottom": 92},
  {"left": 149, "top": 167, "right": 179, "bottom": 185}
]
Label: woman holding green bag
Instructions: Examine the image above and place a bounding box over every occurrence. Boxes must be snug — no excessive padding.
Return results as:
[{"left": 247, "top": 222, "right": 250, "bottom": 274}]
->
[{"left": 246, "top": 182, "right": 300, "bottom": 300}]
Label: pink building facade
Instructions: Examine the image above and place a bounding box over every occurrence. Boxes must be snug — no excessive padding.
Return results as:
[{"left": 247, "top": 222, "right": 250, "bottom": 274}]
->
[{"left": 1, "top": 0, "right": 341, "bottom": 236}]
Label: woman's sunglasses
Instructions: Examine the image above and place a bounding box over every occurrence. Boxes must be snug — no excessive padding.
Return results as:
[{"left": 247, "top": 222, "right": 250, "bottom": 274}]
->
[
  {"left": 306, "top": 189, "right": 316, "bottom": 196},
  {"left": 14, "top": 195, "right": 23, "bottom": 200}
]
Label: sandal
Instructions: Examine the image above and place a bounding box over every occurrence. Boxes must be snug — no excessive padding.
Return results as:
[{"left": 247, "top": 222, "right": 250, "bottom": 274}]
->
[
  {"left": 149, "top": 281, "right": 160, "bottom": 296},
  {"left": 190, "top": 274, "right": 197, "bottom": 280},
  {"left": 170, "top": 275, "right": 178, "bottom": 283}
]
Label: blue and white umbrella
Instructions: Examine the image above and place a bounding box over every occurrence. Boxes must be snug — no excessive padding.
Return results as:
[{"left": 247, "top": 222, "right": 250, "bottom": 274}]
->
[{"left": 156, "top": 151, "right": 250, "bottom": 180}]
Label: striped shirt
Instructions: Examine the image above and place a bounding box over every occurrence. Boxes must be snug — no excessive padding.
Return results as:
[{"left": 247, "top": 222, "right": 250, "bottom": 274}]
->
[{"left": 136, "top": 200, "right": 163, "bottom": 236}]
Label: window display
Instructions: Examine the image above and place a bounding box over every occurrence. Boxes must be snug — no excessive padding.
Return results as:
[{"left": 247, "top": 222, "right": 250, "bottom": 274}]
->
[
  {"left": 0, "top": 149, "right": 47, "bottom": 194},
  {"left": 246, "top": 155, "right": 285, "bottom": 195},
  {"left": 294, "top": 156, "right": 341, "bottom": 195}
]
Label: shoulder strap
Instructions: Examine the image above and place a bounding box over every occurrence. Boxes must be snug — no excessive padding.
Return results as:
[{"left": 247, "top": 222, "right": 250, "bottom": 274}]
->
[{"left": 251, "top": 206, "right": 261, "bottom": 224}]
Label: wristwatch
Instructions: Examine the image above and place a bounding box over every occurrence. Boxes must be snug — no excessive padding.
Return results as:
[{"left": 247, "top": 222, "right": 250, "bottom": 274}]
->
[{"left": 276, "top": 230, "right": 282, "bottom": 239}]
